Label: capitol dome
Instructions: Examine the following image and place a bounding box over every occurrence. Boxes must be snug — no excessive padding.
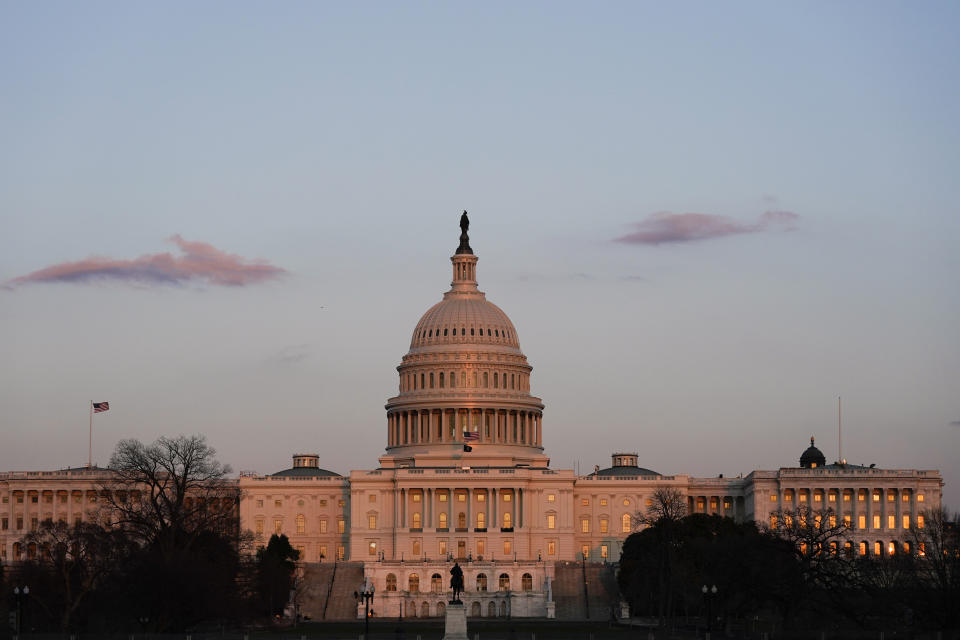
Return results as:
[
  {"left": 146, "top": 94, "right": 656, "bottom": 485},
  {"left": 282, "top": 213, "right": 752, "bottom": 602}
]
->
[{"left": 381, "top": 212, "right": 547, "bottom": 469}]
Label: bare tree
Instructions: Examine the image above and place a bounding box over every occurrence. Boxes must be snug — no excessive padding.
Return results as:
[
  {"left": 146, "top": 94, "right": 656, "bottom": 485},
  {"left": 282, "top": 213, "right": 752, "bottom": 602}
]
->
[
  {"left": 907, "top": 507, "right": 960, "bottom": 628},
  {"left": 102, "top": 435, "right": 240, "bottom": 554},
  {"left": 636, "top": 486, "right": 687, "bottom": 527}
]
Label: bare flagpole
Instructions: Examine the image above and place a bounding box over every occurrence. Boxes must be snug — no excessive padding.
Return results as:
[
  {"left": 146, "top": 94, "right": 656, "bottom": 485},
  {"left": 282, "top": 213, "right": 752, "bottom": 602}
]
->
[
  {"left": 838, "top": 396, "right": 842, "bottom": 464},
  {"left": 88, "top": 400, "right": 93, "bottom": 468}
]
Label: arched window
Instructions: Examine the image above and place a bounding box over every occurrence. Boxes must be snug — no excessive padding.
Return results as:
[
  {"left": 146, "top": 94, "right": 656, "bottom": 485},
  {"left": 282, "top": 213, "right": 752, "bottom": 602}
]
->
[
  {"left": 522, "top": 573, "right": 533, "bottom": 591},
  {"left": 420, "top": 373, "right": 425, "bottom": 389},
  {"left": 503, "top": 512, "right": 512, "bottom": 528},
  {"left": 461, "top": 371, "right": 466, "bottom": 386},
  {"left": 439, "top": 512, "right": 448, "bottom": 529},
  {"left": 458, "top": 512, "right": 467, "bottom": 529},
  {"left": 430, "top": 372, "right": 434, "bottom": 388},
  {"left": 409, "top": 573, "right": 420, "bottom": 592},
  {"left": 13, "top": 542, "right": 21, "bottom": 560},
  {"left": 483, "top": 372, "right": 488, "bottom": 387},
  {"left": 432, "top": 573, "right": 443, "bottom": 593},
  {"left": 461, "top": 327, "right": 465, "bottom": 335},
  {"left": 440, "top": 372, "right": 445, "bottom": 388},
  {"left": 471, "top": 327, "right": 475, "bottom": 336},
  {"left": 421, "top": 601, "right": 430, "bottom": 617},
  {"left": 451, "top": 371, "right": 456, "bottom": 387},
  {"left": 437, "top": 602, "right": 446, "bottom": 617},
  {"left": 489, "top": 601, "right": 497, "bottom": 617},
  {"left": 296, "top": 514, "right": 305, "bottom": 534},
  {"left": 386, "top": 574, "right": 397, "bottom": 591},
  {"left": 471, "top": 601, "right": 481, "bottom": 617},
  {"left": 476, "top": 573, "right": 488, "bottom": 591},
  {"left": 494, "top": 372, "right": 499, "bottom": 388},
  {"left": 412, "top": 512, "right": 422, "bottom": 528},
  {"left": 622, "top": 513, "right": 631, "bottom": 532},
  {"left": 444, "top": 328, "right": 448, "bottom": 336},
  {"left": 499, "top": 573, "right": 510, "bottom": 591},
  {"left": 477, "top": 512, "right": 485, "bottom": 528}
]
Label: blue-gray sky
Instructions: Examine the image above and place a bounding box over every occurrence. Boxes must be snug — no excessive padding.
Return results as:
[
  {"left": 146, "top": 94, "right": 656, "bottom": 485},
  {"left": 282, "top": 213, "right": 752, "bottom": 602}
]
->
[{"left": 2, "top": 2, "right": 958, "bottom": 507}]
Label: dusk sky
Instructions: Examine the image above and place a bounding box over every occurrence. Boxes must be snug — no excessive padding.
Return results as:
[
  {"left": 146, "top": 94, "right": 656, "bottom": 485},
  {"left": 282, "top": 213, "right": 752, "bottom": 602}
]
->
[{"left": 2, "top": 3, "right": 958, "bottom": 507}]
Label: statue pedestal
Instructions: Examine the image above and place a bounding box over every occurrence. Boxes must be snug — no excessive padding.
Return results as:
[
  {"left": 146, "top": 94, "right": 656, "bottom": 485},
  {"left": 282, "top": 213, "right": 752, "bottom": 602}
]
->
[{"left": 442, "top": 602, "right": 468, "bottom": 640}]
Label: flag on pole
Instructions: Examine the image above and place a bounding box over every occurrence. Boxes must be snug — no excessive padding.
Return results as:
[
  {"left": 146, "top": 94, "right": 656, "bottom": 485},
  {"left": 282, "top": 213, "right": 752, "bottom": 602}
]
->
[
  {"left": 463, "top": 431, "right": 480, "bottom": 442},
  {"left": 93, "top": 402, "right": 110, "bottom": 413}
]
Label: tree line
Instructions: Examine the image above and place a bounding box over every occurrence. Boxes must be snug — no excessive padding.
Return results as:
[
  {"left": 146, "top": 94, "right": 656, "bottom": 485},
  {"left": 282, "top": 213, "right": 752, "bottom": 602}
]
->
[
  {"left": 618, "top": 488, "right": 960, "bottom": 635},
  {"left": 1, "top": 435, "right": 299, "bottom": 633}
]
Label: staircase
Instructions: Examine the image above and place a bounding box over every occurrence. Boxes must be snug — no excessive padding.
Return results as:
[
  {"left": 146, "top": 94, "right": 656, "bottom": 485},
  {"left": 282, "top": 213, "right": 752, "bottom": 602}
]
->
[
  {"left": 298, "top": 561, "right": 365, "bottom": 620},
  {"left": 552, "top": 561, "right": 620, "bottom": 620}
]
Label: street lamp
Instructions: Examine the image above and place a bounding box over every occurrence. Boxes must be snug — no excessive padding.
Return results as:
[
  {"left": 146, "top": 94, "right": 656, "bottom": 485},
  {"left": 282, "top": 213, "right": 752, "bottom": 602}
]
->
[
  {"left": 354, "top": 581, "right": 375, "bottom": 640},
  {"left": 13, "top": 586, "right": 29, "bottom": 635},
  {"left": 701, "top": 584, "right": 718, "bottom": 640}
]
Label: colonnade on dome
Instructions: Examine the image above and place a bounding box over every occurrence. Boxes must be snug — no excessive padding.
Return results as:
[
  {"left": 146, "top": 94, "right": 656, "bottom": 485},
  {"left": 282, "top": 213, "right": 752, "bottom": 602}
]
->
[{"left": 387, "top": 408, "right": 543, "bottom": 448}]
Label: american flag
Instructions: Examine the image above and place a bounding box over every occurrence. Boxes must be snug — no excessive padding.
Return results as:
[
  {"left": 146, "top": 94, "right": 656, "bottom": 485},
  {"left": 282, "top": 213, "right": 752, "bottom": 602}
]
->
[
  {"left": 93, "top": 402, "right": 110, "bottom": 413},
  {"left": 463, "top": 431, "right": 480, "bottom": 442}
]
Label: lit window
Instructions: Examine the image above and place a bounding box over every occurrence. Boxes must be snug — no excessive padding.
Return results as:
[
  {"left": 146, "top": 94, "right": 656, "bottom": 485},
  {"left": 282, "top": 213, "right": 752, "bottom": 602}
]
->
[
  {"left": 274, "top": 519, "right": 283, "bottom": 534},
  {"left": 369, "top": 494, "right": 377, "bottom": 503},
  {"left": 369, "top": 515, "right": 377, "bottom": 529},
  {"left": 478, "top": 493, "right": 485, "bottom": 502},
  {"left": 503, "top": 493, "right": 512, "bottom": 502},
  {"left": 413, "top": 493, "right": 421, "bottom": 503},
  {"left": 600, "top": 498, "right": 608, "bottom": 506},
  {"left": 581, "top": 545, "right": 590, "bottom": 559},
  {"left": 902, "top": 493, "right": 910, "bottom": 503},
  {"left": 338, "top": 519, "right": 345, "bottom": 534},
  {"left": 829, "top": 515, "right": 836, "bottom": 527},
  {"left": 917, "top": 515, "right": 925, "bottom": 528},
  {"left": 338, "top": 499, "right": 346, "bottom": 508},
  {"left": 622, "top": 514, "right": 631, "bottom": 532},
  {"left": 858, "top": 491, "right": 865, "bottom": 502},
  {"left": 843, "top": 493, "right": 851, "bottom": 502},
  {"left": 440, "top": 493, "right": 448, "bottom": 502},
  {"left": 547, "top": 494, "right": 555, "bottom": 503},
  {"left": 547, "top": 541, "right": 556, "bottom": 555},
  {"left": 843, "top": 515, "right": 851, "bottom": 526},
  {"left": 581, "top": 518, "right": 590, "bottom": 533},
  {"left": 369, "top": 541, "right": 377, "bottom": 556},
  {"left": 477, "top": 512, "right": 485, "bottom": 528},
  {"left": 547, "top": 514, "right": 556, "bottom": 530},
  {"left": 600, "top": 545, "right": 608, "bottom": 559},
  {"left": 887, "top": 493, "right": 895, "bottom": 502},
  {"left": 770, "top": 495, "right": 778, "bottom": 502},
  {"left": 623, "top": 499, "right": 630, "bottom": 507},
  {"left": 457, "top": 493, "right": 465, "bottom": 502},
  {"left": 275, "top": 500, "right": 282, "bottom": 507},
  {"left": 503, "top": 512, "right": 512, "bottom": 528},
  {"left": 599, "top": 518, "right": 608, "bottom": 534},
  {"left": 918, "top": 494, "right": 925, "bottom": 503},
  {"left": 413, "top": 540, "right": 421, "bottom": 556},
  {"left": 296, "top": 514, "right": 305, "bottom": 534},
  {"left": 874, "top": 541, "right": 882, "bottom": 556},
  {"left": 814, "top": 493, "right": 822, "bottom": 502},
  {"left": 859, "top": 541, "right": 867, "bottom": 555},
  {"left": 902, "top": 515, "right": 910, "bottom": 529},
  {"left": 412, "top": 512, "right": 422, "bottom": 528},
  {"left": 858, "top": 515, "right": 866, "bottom": 529},
  {"left": 645, "top": 498, "right": 653, "bottom": 507},
  {"left": 255, "top": 519, "right": 264, "bottom": 534},
  {"left": 873, "top": 515, "right": 881, "bottom": 529},
  {"left": 320, "top": 520, "right": 328, "bottom": 533},
  {"left": 770, "top": 515, "right": 778, "bottom": 528},
  {"left": 873, "top": 492, "right": 880, "bottom": 502},
  {"left": 439, "top": 512, "right": 448, "bottom": 528},
  {"left": 828, "top": 493, "right": 836, "bottom": 502},
  {"left": 256, "top": 499, "right": 263, "bottom": 508},
  {"left": 504, "top": 540, "right": 511, "bottom": 555},
  {"left": 799, "top": 493, "right": 807, "bottom": 503},
  {"left": 581, "top": 499, "right": 589, "bottom": 507},
  {"left": 887, "top": 515, "right": 895, "bottom": 529},
  {"left": 439, "top": 540, "right": 447, "bottom": 555}
]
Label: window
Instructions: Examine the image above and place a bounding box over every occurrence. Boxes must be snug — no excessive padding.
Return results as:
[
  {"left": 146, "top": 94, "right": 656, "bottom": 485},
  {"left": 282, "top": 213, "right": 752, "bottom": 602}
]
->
[
  {"left": 770, "top": 494, "right": 778, "bottom": 502},
  {"left": 457, "top": 493, "right": 465, "bottom": 502},
  {"left": 843, "top": 515, "right": 851, "bottom": 526},
  {"left": 432, "top": 573, "right": 443, "bottom": 593},
  {"left": 581, "top": 545, "right": 590, "bottom": 559},
  {"left": 859, "top": 541, "right": 867, "bottom": 556},
  {"left": 439, "top": 540, "right": 447, "bottom": 556},
  {"left": 1, "top": 518, "right": 6, "bottom": 531},
  {"left": 873, "top": 492, "right": 880, "bottom": 502},
  {"left": 298, "top": 499, "right": 305, "bottom": 507},
  {"left": 386, "top": 574, "right": 397, "bottom": 591},
  {"left": 477, "top": 512, "right": 485, "bottom": 528},
  {"left": 338, "top": 499, "right": 346, "bottom": 508},
  {"left": 413, "top": 493, "right": 421, "bottom": 503},
  {"left": 409, "top": 574, "right": 420, "bottom": 592},
  {"left": 623, "top": 498, "right": 630, "bottom": 507},
  {"left": 888, "top": 515, "right": 895, "bottom": 530},
  {"left": 547, "top": 493, "right": 556, "bottom": 502},
  {"left": 858, "top": 515, "right": 866, "bottom": 529},
  {"left": 369, "top": 541, "right": 377, "bottom": 556},
  {"left": 828, "top": 493, "right": 836, "bottom": 502},
  {"left": 296, "top": 514, "right": 305, "bottom": 534},
  {"left": 274, "top": 499, "right": 283, "bottom": 508},
  {"left": 799, "top": 493, "right": 807, "bottom": 503},
  {"left": 903, "top": 515, "right": 910, "bottom": 529},
  {"left": 439, "top": 492, "right": 448, "bottom": 502},
  {"left": 369, "top": 514, "right": 377, "bottom": 529},
  {"left": 522, "top": 573, "right": 533, "bottom": 591},
  {"left": 499, "top": 573, "right": 510, "bottom": 591},
  {"left": 599, "top": 498, "right": 607, "bottom": 506},
  {"left": 320, "top": 499, "right": 328, "bottom": 506},
  {"left": 581, "top": 518, "right": 590, "bottom": 533},
  {"left": 581, "top": 498, "right": 589, "bottom": 507},
  {"left": 274, "top": 519, "right": 283, "bottom": 534},
  {"left": 413, "top": 539, "right": 421, "bottom": 556},
  {"left": 478, "top": 493, "right": 485, "bottom": 502},
  {"left": 503, "top": 492, "right": 512, "bottom": 502},
  {"left": 887, "top": 492, "right": 895, "bottom": 502},
  {"left": 874, "top": 541, "right": 882, "bottom": 556},
  {"left": 477, "top": 539, "right": 485, "bottom": 555},
  {"left": 320, "top": 519, "right": 328, "bottom": 533},
  {"left": 622, "top": 514, "right": 631, "bottom": 532},
  {"left": 256, "top": 499, "right": 263, "bottom": 508},
  {"left": 814, "top": 493, "right": 822, "bottom": 503},
  {"left": 412, "top": 512, "right": 422, "bottom": 528},
  {"left": 599, "top": 518, "right": 608, "bottom": 534},
  {"left": 504, "top": 540, "right": 512, "bottom": 555},
  {"left": 547, "top": 541, "right": 556, "bottom": 555},
  {"left": 439, "top": 512, "right": 448, "bottom": 528},
  {"left": 458, "top": 540, "right": 466, "bottom": 558},
  {"left": 457, "top": 512, "right": 466, "bottom": 529},
  {"left": 843, "top": 493, "right": 851, "bottom": 502},
  {"left": 902, "top": 492, "right": 911, "bottom": 503},
  {"left": 369, "top": 494, "right": 377, "bottom": 503},
  {"left": 770, "top": 515, "right": 778, "bottom": 528},
  {"left": 600, "top": 545, "right": 608, "bottom": 559},
  {"left": 873, "top": 515, "right": 881, "bottom": 530},
  {"left": 918, "top": 493, "right": 925, "bottom": 503},
  {"left": 476, "top": 573, "right": 488, "bottom": 591},
  {"left": 503, "top": 512, "right": 512, "bottom": 528},
  {"left": 338, "top": 519, "right": 345, "bottom": 534},
  {"left": 547, "top": 514, "right": 556, "bottom": 530},
  {"left": 917, "top": 515, "right": 925, "bottom": 528}
]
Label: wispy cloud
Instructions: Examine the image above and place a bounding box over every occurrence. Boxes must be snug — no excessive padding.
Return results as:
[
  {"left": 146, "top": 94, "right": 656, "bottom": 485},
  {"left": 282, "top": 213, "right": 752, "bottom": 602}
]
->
[
  {"left": 950, "top": 420, "right": 960, "bottom": 427},
  {"left": 5, "top": 235, "right": 286, "bottom": 288},
  {"left": 614, "top": 211, "right": 799, "bottom": 246},
  {"left": 267, "top": 344, "right": 311, "bottom": 365}
]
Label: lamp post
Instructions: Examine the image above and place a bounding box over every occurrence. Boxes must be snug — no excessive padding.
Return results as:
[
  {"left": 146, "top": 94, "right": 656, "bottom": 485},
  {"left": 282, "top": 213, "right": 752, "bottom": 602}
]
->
[
  {"left": 701, "top": 584, "right": 717, "bottom": 640},
  {"left": 354, "top": 581, "right": 375, "bottom": 640},
  {"left": 13, "top": 586, "right": 29, "bottom": 636}
]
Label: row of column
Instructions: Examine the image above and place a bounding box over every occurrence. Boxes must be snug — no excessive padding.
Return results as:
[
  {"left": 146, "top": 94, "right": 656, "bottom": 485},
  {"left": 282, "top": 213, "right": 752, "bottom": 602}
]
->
[
  {"left": 394, "top": 487, "right": 525, "bottom": 532},
  {"left": 388, "top": 409, "right": 542, "bottom": 448},
  {"left": 774, "top": 487, "right": 921, "bottom": 532}
]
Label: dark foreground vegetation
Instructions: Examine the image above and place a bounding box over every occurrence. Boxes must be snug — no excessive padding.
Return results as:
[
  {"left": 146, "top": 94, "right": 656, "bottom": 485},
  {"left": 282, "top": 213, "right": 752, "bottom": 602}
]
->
[
  {"left": 1, "top": 436, "right": 299, "bottom": 634},
  {"left": 618, "top": 489, "right": 960, "bottom": 637}
]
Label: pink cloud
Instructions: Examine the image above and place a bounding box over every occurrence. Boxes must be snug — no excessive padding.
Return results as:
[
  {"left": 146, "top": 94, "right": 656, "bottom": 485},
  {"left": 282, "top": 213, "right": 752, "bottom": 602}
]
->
[
  {"left": 614, "top": 211, "right": 799, "bottom": 245},
  {"left": 5, "top": 235, "right": 286, "bottom": 288}
]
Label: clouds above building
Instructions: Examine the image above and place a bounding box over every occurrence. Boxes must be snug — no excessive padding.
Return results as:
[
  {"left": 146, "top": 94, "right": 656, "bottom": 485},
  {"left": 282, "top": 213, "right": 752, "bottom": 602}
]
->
[
  {"left": 615, "top": 211, "right": 799, "bottom": 246},
  {"left": 5, "top": 235, "right": 286, "bottom": 289}
]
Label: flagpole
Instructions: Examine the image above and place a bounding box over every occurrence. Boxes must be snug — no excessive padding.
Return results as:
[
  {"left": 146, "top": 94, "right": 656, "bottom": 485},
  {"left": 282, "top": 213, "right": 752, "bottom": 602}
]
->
[{"left": 88, "top": 400, "right": 93, "bottom": 469}]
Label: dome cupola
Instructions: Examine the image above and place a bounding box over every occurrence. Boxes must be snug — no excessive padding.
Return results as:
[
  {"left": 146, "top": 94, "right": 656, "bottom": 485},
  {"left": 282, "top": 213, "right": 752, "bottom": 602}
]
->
[
  {"left": 381, "top": 212, "right": 547, "bottom": 469},
  {"left": 800, "top": 436, "right": 826, "bottom": 469}
]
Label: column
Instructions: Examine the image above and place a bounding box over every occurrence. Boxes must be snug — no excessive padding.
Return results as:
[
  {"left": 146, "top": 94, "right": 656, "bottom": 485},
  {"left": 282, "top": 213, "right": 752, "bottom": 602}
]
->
[
  {"left": 466, "top": 488, "right": 472, "bottom": 531},
  {"left": 518, "top": 488, "right": 523, "bottom": 528},
  {"left": 486, "top": 488, "right": 492, "bottom": 529},
  {"left": 447, "top": 487, "right": 454, "bottom": 531},
  {"left": 492, "top": 488, "right": 498, "bottom": 528}
]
